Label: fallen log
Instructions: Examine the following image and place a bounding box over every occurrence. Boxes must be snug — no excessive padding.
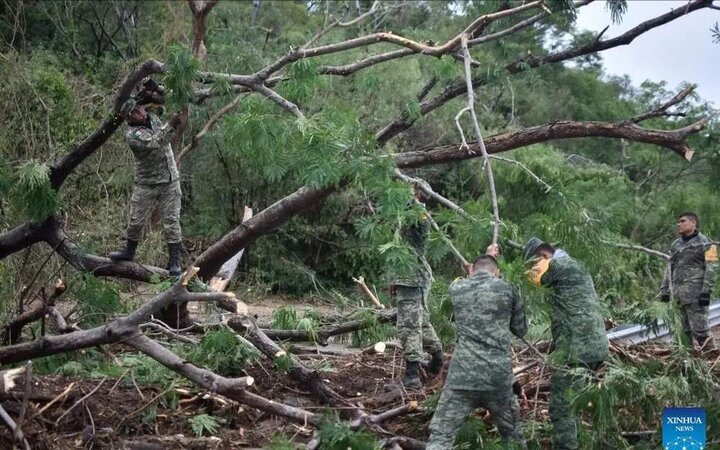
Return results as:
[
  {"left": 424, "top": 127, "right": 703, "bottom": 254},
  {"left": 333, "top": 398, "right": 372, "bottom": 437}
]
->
[{"left": 227, "top": 315, "right": 350, "bottom": 406}]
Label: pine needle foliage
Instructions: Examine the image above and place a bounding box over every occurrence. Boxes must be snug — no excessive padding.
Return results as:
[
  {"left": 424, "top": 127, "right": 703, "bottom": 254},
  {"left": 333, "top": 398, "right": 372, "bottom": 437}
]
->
[
  {"left": 266, "top": 434, "right": 296, "bottom": 450},
  {"left": 164, "top": 44, "right": 200, "bottom": 111},
  {"left": 347, "top": 309, "right": 395, "bottom": 348},
  {"left": 317, "top": 421, "right": 381, "bottom": 450},
  {"left": 10, "top": 159, "right": 60, "bottom": 222},
  {"left": 69, "top": 275, "right": 123, "bottom": 328},
  {"left": 571, "top": 352, "right": 720, "bottom": 448},
  {"left": 188, "top": 328, "right": 260, "bottom": 376},
  {"left": 189, "top": 413, "right": 224, "bottom": 437}
]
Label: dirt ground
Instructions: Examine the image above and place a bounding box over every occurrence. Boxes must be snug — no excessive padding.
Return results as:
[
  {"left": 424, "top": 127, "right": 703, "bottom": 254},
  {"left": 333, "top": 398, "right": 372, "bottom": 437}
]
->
[{"left": 1, "top": 316, "right": 718, "bottom": 449}]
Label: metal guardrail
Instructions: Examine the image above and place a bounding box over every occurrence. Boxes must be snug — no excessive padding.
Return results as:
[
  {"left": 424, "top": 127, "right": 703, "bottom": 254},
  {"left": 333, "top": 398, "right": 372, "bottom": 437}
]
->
[{"left": 607, "top": 301, "right": 720, "bottom": 346}]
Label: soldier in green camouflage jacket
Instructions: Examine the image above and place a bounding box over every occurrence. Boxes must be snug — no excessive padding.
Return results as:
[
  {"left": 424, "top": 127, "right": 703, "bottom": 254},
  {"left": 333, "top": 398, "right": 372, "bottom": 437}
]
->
[
  {"left": 109, "top": 102, "right": 185, "bottom": 278},
  {"left": 660, "top": 212, "right": 718, "bottom": 352},
  {"left": 525, "top": 238, "right": 608, "bottom": 450},
  {"left": 426, "top": 255, "right": 527, "bottom": 450},
  {"left": 389, "top": 188, "right": 443, "bottom": 389}
]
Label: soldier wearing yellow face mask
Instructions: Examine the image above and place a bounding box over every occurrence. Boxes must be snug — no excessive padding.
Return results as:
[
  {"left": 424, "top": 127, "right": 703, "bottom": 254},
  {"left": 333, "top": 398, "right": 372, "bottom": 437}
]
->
[{"left": 524, "top": 237, "right": 608, "bottom": 450}]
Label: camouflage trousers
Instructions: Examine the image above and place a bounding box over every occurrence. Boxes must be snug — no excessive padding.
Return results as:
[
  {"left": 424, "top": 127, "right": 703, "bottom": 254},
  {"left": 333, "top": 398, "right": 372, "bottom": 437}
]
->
[
  {"left": 550, "top": 363, "right": 601, "bottom": 450},
  {"left": 427, "top": 388, "right": 526, "bottom": 450},
  {"left": 394, "top": 284, "right": 441, "bottom": 362},
  {"left": 126, "top": 180, "right": 182, "bottom": 243},
  {"left": 680, "top": 303, "right": 717, "bottom": 350}
]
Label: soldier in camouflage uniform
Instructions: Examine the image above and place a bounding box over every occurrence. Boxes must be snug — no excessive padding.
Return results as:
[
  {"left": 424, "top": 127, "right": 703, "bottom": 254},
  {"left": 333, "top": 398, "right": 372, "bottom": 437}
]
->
[
  {"left": 525, "top": 238, "right": 609, "bottom": 450},
  {"left": 427, "top": 255, "right": 527, "bottom": 450},
  {"left": 390, "top": 188, "right": 443, "bottom": 389},
  {"left": 660, "top": 212, "right": 718, "bottom": 353},
  {"left": 109, "top": 102, "right": 185, "bottom": 277}
]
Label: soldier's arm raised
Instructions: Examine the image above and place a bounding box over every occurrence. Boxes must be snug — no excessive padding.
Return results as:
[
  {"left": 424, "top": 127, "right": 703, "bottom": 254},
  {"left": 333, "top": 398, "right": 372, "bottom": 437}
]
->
[{"left": 509, "top": 287, "right": 528, "bottom": 339}]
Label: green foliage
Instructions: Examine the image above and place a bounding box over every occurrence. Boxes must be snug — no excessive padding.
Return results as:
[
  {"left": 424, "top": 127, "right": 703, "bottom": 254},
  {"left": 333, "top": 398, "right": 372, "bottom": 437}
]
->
[
  {"left": 572, "top": 353, "right": 720, "bottom": 447},
  {"left": 317, "top": 421, "right": 381, "bottom": 450},
  {"left": 189, "top": 413, "right": 224, "bottom": 437},
  {"left": 119, "top": 354, "right": 184, "bottom": 385},
  {"left": 10, "top": 160, "right": 60, "bottom": 222},
  {"left": 273, "top": 353, "right": 294, "bottom": 374},
  {"left": 348, "top": 309, "right": 395, "bottom": 348},
  {"left": 164, "top": 44, "right": 200, "bottom": 110},
  {"left": 69, "top": 275, "right": 123, "bottom": 328},
  {"left": 266, "top": 434, "right": 297, "bottom": 450},
  {"left": 282, "top": 58, "right": 325, "bottom": 103},
  {"left": 34, "top": 348, "right": 124, "bottom": 378},
  {"left": 605, "top": 0, "right": 628, "bottom": 25},
  {"left": 427, "top": 280, "right": 457, "bottom": 349},
  {"left": 188, "top": 328, "right": 260, "bottom": 376}
]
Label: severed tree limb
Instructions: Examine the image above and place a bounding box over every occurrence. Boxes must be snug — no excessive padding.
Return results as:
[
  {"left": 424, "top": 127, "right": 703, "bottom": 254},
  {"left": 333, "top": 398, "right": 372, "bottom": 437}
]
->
[
  {"left": 254, "top": 0, "right": 546, "bottom": 80},
  {"left": 0, "top": 273, "right": 235, "bottom": 365},
  {"left": 600, "top": 240, "right": 669, "bottom": 260},
  {"left": 250, "top": 83, "right": 305, "bottom": 119},
  {"left": 226, "top": 315, "right": 351, "bottom": 406},
  {"left": 127, "top": 333, "right": 254, "bottom": 395},
  {"left": 177, "top": 93, "right": 246, "bottom": 165},
  {"left": 0, "top": 404, "right": 31, "bottom": 450},
  {"left": 395, "top": 116, "right": 712, "bottom": 169},
  {"left": 2, "top": 279, "right": 65, "bottom": 344},
  {"left": 630, "top": 84, "right": 695, "bottom": 123},
  {"left": 460, "top": 35, "right": 499, "bottom": 245}
]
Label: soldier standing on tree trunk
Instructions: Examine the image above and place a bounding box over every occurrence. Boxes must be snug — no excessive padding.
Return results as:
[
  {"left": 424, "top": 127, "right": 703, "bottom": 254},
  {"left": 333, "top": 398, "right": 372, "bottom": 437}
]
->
[
  {"left": 390, "top": 186, "right": 443, "bottom": 389},
  {"left": 660, "top": 212, "right": 718, "bottom": 354},
  {"left": 109, "top": 93, "right": 186, "bottom": 278}
]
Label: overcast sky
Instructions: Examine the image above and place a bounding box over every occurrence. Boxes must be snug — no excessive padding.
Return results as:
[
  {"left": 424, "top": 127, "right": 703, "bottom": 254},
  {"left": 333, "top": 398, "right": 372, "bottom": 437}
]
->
[{"left": 575, "top": 1, "right": 720, "bottom": 105}]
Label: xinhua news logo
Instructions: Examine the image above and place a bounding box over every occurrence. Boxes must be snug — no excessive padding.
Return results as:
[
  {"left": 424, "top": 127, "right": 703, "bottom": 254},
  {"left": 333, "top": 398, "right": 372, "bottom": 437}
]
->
[{"left": 662, "top": 407, "right": 706, "bottom": 450}]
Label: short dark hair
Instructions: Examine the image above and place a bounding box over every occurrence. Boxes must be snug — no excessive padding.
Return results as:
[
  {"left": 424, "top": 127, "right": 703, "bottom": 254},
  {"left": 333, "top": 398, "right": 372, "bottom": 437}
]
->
[
  {"left": 536, "top": 243, "right": 555, "bottom": 255},
  {"left": 472, "top": 255, "right": 498, "bottom": 273},
  {"left": 678, "top": 212, "right": 699, "bottom": 228}
]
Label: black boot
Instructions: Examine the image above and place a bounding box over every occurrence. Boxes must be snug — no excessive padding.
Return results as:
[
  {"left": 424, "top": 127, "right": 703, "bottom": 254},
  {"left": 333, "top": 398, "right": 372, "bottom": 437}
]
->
[
  {"left": 428, "top": 349, "right": 444, "bottom": 375},
  {"left": 402, "top": 361, "right": 422, "bottom": 389},
  {"left": 108, "top": 240, "right": 138, "bottom": 262},
  {"left": 166, "top": 242, "right": 182, "bottom": 277}
]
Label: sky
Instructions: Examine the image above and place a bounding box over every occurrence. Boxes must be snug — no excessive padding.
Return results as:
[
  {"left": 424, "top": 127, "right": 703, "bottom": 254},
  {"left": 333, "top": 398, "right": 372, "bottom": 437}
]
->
[{"left": 575, "top": 1, "right": 720, "bottom": 106}]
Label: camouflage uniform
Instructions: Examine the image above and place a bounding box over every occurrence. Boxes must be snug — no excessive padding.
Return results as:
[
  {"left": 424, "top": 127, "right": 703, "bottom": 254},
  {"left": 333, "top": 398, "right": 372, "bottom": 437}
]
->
[
  {"left": 661, "top": 231, "right": 718, "bottom": 349},
  {"left": 390, "top": 203, "right": 442, "bottom": 362},
  {"left": 537, "top": 251, "right": 609, "bottom": 450},
  {"left": 124, "top": 112, "right": 182, "bottom": 244},
  {"left": 426, "top": 271, "right": 528, "bottom": 450}
]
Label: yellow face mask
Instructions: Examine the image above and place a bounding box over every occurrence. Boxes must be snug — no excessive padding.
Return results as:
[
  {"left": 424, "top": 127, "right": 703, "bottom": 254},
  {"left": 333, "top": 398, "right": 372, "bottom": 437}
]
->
[{"left": 528, "top": 258, "right": 550, "bottom": 287}]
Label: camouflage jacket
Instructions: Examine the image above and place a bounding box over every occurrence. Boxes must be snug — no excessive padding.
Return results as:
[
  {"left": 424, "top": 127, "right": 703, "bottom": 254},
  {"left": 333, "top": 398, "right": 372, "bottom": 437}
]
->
[
  {"left": 126, "top": 113, "right": 179, "bottom": 185},
  {"left": 540, "top": 253, "right": 609, "bottom": 364},
  {"left": 390, "top": 203, "right": 432, "bottom": 288},
  {"left": 661, "top": 232, "right": 718, "bottom": 304},
  {"left": 445, "top": 271, "right": 527, "bottom": 391}
]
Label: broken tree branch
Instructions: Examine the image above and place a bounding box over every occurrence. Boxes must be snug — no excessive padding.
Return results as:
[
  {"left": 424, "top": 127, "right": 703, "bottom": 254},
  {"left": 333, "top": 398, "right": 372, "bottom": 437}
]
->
[
  {"left": 629, "top": 84, "right": 695, "bottom": 123},
  {"left": 600, "top": 240, "right": 669, "bottom": 260},
  {"left": 461, "top": 35, "right": 499, "bottom": 245}
]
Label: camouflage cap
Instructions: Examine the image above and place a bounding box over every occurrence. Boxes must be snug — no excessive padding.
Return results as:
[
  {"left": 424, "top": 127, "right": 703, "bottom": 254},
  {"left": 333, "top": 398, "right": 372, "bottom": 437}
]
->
[{"left": 523, "top": 237, "right": 544, "bottom": 260}]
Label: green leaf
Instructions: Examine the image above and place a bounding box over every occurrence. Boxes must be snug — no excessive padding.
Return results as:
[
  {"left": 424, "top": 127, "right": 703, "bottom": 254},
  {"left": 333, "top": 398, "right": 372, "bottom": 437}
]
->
[
  {"left": 189, "top": 413, "right": 223, "bottom": 437},
  {"left": 11, "top": 160, "right": 60, "bottom": 222}
]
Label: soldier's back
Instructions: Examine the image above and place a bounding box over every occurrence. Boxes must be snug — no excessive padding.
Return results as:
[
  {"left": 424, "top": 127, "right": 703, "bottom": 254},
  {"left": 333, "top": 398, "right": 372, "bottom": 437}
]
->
[
  {"left": 544, "top": 255, "right": 608, "bottom": 364},
  {"left": 446, "top": 272, "right": 518, "bottom": 391}
]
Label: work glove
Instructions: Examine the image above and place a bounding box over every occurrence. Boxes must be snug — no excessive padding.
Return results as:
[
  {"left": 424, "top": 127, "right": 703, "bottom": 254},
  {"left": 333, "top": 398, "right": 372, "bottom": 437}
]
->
[
  {"left": 660, "top": 292, "right": 670, "bottom": 303},
  {"left": 699, "top": 292, "right": 710, "bottom": 307}
]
